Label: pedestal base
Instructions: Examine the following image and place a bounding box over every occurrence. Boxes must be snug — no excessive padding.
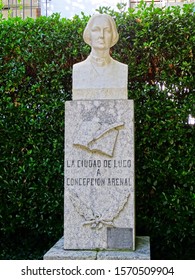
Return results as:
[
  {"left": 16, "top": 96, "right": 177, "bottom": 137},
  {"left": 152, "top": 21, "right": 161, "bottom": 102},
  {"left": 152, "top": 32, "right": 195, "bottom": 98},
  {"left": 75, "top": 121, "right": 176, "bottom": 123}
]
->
[{"left": 43, "top": 236, "right": 150, "bottom": 260}]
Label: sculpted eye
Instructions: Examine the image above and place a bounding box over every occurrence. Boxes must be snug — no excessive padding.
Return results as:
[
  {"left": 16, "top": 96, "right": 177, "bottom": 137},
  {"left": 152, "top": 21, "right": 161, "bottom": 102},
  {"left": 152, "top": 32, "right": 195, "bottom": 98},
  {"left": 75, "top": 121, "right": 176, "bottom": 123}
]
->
[
  {"left": 91, "top": 26, "right": 99, "bottom": 32},
  {"left": 105, "top": 27, "right": 111, "bottom": 33}
]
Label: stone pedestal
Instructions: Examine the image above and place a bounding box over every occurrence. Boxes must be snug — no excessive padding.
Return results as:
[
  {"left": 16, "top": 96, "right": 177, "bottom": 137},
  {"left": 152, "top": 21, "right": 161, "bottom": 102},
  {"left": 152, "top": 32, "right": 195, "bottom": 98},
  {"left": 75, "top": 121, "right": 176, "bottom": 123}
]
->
[
  {"left": 43, "top": 236, "right": 150, "bottom": 260},
  {"left": 64, "top": 100, "right": 135, "bottom": 250}
]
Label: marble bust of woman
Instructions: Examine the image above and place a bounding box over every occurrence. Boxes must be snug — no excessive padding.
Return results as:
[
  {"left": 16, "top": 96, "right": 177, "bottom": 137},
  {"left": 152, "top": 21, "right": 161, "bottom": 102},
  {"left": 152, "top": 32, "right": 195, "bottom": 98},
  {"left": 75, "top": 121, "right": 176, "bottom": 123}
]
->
[{"left": 72, "top": 14, "right": 128, "bottom": 100}]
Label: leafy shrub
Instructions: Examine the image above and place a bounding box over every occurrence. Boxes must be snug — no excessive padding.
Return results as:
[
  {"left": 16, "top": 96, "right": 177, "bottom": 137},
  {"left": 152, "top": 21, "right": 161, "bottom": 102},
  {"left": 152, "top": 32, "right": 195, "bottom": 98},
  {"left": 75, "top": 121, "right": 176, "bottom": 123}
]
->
[
  {"left": 0, "top": 13, "right": 89, "bottom": 259},
  {"left": 0, "top": 3, "right": 194, "bottom": 259}
]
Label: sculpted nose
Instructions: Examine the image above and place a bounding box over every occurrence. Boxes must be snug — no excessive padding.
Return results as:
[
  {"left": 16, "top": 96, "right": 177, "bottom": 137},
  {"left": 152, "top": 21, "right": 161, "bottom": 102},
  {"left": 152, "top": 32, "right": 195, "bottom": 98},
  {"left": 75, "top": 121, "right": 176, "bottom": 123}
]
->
[{"left": 99, "top": 29, "right": 104, "bottom": 38}]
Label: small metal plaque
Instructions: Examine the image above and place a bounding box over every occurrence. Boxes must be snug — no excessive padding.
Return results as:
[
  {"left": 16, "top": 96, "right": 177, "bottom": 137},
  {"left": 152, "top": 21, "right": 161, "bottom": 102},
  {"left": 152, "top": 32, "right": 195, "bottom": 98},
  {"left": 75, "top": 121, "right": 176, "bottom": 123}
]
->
[{"left": 107, "top": 228, "right": 133, "bottom": 249}]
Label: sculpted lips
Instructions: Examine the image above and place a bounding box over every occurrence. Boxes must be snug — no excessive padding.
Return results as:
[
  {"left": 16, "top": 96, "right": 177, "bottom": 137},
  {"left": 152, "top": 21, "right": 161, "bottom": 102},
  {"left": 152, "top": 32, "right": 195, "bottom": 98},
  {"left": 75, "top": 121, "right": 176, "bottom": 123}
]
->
[{"left": 97, "top": 39, "right": 105, "bottom": 44}]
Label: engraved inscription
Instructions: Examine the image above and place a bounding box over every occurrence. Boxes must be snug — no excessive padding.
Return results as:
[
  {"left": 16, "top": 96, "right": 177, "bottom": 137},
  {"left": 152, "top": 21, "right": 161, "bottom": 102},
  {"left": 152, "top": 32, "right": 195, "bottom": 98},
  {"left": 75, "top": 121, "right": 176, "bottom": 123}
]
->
[
  {"left": 65, "top": 159, "right": 132, "bottom": 187},
  {"left": 66, "top": 177, "right": 131, "bottom": 187},
  {"left": 66, "top": 159, "right": 131, "bottom": 168}
]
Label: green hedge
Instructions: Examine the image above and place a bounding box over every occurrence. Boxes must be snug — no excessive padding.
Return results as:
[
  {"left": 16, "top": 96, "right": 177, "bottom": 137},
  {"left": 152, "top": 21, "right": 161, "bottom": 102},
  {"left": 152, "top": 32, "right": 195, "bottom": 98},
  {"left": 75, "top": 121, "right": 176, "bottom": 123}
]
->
[{"left": 0, "top": 3, "right": 195, "bottom": 259}]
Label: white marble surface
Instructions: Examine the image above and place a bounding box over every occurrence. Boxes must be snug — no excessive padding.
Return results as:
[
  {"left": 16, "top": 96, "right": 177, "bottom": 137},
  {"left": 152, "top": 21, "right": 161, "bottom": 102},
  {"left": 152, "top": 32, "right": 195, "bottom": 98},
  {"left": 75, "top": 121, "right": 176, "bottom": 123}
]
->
[
  {"left": 64, "top": 100, "right": 135, "bottom": 250},
  {"left": 72, "top": 14, "right": 128, "bottom": 100}
]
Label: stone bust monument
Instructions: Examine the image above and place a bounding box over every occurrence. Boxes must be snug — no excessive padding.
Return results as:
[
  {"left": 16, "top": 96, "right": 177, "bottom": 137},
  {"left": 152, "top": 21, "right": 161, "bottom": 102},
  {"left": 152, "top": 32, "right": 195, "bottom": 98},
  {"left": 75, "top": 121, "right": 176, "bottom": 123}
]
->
[{"left": 72, "top": 14, "right": 128, "bottom": 100}]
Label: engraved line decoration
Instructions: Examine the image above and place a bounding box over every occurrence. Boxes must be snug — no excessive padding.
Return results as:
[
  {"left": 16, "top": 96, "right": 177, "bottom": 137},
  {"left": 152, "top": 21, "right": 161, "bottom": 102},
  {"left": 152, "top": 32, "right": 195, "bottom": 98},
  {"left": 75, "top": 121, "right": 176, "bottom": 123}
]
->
[
  {"left": 68, "top": 190, "right": 130, "bottom": 230},
  {"left": 73, "top": 121, "right": 124, "bottom": 157}
]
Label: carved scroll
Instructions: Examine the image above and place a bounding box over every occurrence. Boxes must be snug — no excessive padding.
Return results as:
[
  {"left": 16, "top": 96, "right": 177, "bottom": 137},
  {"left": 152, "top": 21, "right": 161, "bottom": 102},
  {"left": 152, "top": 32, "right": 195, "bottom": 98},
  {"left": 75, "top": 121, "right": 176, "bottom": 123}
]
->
[{"left": 73, "top": 121, "right": 124, "bottom": 157}]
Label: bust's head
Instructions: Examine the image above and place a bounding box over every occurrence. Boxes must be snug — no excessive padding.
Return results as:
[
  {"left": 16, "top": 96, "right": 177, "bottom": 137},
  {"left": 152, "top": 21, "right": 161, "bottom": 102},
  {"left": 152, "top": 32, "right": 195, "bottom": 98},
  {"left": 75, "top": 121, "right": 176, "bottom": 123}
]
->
[{"left": 83, "top": 14, "right": 119, "bottom": 50}]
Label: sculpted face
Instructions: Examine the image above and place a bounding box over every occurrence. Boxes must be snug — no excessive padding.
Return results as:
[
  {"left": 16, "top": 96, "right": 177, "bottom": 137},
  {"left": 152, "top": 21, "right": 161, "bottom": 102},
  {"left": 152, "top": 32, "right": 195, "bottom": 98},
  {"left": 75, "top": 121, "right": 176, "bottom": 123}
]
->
[{"left": 89, "top": 16, "right": 113, "bottom": 51}]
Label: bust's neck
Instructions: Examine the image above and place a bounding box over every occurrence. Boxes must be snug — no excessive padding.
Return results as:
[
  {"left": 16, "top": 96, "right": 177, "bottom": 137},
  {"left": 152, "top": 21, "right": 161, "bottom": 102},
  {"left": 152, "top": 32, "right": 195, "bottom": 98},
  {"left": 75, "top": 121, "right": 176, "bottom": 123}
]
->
[{"left": 89, "top": 50, "right": 112, "bottom": 67}]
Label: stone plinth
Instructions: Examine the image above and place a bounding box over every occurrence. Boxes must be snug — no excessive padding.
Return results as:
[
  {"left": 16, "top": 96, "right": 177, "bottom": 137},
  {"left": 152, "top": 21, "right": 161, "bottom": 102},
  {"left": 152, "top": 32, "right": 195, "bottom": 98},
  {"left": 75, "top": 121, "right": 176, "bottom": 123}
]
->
[
  {"left": 64, "top": 100, "right": 135, "bottom": 250},
  {"left": 43, "top": 236, "right": 150, "bottom": 260}
]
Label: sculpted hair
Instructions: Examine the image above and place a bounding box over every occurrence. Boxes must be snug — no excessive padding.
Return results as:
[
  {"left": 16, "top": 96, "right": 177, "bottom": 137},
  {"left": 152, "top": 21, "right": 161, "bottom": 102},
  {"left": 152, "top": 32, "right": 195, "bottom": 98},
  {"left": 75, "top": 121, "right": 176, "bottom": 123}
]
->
[{"left": 83, "top": 14, "right": 119, "bottom": 47}]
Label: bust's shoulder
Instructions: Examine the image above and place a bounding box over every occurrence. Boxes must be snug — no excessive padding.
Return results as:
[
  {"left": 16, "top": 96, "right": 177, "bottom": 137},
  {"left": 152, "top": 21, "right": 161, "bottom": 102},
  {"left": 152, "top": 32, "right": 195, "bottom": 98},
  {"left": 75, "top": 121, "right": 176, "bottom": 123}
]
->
[
  {"left": 110, "top": 59, "right": 128, "bottom": 78},
  {"left": 73, "top": 58, "right": 90, "bottom": 72},
  {"left": 111, "top": 58, "right": 128, "bottom": 70}
]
